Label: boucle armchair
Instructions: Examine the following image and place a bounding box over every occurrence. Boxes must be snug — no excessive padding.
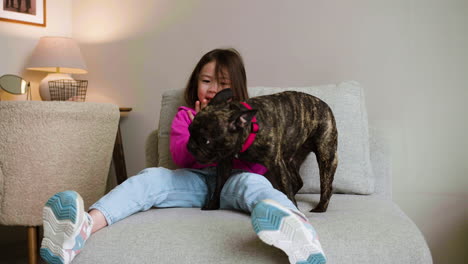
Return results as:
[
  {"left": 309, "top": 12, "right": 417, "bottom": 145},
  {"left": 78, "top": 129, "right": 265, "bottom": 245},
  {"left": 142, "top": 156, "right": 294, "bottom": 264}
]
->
[
  {"left": 73, "top": 82, "right": 432, "bottom": 264},
  {"left": 0, "top": 101, "right": 119, "bottom": 264}
]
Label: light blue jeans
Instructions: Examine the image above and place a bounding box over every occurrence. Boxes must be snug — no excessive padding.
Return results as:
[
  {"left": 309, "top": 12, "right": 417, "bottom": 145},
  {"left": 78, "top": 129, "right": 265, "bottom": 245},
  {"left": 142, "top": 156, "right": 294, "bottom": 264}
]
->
[{"left": 89, "top": 167, "right": 299, "bottom": 225}]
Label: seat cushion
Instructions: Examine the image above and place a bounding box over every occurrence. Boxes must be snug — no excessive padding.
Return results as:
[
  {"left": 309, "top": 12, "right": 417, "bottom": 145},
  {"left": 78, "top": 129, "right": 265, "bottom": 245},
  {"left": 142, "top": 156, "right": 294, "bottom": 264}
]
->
[{"left": 73, "top": 195, "right": 431, "bottom": 264}]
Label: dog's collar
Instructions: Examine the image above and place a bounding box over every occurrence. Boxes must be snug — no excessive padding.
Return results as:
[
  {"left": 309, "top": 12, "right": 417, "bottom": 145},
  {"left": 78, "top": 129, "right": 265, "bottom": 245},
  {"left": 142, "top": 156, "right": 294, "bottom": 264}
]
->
[{"left": 239, "top": 102, "right": 259, "bottom": 153}]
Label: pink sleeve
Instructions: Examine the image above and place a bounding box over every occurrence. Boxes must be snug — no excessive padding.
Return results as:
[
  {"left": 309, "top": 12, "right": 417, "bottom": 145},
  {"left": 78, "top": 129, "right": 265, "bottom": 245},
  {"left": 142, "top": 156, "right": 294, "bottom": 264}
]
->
[{"left": 170, "top": 107, "right": 200, "bottom": 168}]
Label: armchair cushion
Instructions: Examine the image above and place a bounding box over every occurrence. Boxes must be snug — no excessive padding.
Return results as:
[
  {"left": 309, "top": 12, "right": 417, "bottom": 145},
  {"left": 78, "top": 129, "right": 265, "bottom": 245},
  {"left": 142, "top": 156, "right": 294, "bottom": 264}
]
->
[{"left": 74, "top": 194, "right": 432, "bottom": 264}]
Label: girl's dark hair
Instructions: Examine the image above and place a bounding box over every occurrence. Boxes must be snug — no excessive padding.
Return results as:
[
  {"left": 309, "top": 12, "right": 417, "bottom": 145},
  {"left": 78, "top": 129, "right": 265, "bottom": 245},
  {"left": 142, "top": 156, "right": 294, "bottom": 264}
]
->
[{"left": 184, "top": 48, "right": 249, "bottom": 108}]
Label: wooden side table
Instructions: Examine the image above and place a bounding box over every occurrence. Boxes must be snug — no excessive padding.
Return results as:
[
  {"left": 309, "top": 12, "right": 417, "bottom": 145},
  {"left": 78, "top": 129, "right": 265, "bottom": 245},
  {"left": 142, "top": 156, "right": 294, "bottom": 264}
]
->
[{"left": 114, "top": 107, "right": 132, "bottom": 184}]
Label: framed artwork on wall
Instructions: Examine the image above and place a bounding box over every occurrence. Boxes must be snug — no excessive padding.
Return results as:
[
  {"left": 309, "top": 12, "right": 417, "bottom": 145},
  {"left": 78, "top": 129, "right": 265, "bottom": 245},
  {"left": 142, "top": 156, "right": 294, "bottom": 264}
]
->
[{"left": 0, "top": 0, "right": 46, "bottom": 27}]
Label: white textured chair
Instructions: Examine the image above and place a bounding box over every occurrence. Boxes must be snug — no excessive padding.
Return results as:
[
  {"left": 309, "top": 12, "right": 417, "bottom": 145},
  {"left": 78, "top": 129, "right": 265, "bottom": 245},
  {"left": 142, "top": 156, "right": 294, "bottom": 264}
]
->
[{"left": 0, "top": 101, "right": 119, "bottom": 264}]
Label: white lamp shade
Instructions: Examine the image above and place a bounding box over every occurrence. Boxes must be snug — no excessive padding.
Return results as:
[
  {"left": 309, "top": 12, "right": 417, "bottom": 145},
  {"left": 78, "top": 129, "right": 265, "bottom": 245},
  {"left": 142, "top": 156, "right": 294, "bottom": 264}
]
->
[{"left": 26, "top": 36, "right": 88, "bottom": 74}]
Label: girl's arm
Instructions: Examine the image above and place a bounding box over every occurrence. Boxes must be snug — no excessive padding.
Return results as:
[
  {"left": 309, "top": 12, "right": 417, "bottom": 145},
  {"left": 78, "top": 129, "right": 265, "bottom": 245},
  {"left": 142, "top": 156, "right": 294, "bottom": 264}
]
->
[{"left": 170, "top": 107, "right": 199, "bottom": 168}]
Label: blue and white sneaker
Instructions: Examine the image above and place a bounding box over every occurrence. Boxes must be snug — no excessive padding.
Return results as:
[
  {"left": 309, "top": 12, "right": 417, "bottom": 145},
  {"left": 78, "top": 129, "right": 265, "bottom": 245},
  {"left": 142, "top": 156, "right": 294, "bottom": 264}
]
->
[
  {"left": 251, "top": 199, "right": 326, "bottom": 264},
  {"left": 40, "top": 191, "right": 93, "bottom": 264}
]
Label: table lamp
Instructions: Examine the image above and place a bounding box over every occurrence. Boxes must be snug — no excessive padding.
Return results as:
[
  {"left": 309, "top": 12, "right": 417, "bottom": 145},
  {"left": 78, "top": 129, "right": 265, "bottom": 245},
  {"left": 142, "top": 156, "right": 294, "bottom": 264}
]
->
[{"left": 26, "top": 36, "right": 88, "bottom": 101}]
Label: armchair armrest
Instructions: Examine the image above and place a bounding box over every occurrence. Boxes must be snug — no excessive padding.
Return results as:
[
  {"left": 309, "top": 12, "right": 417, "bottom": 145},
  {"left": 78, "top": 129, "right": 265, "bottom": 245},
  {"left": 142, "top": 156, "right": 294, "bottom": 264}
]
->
[
  {"left": 145, "top": 129, "right": 159, "bottom": 168},
  {"left": 369, "top": 126, "right": 393, "bottom": 199}
]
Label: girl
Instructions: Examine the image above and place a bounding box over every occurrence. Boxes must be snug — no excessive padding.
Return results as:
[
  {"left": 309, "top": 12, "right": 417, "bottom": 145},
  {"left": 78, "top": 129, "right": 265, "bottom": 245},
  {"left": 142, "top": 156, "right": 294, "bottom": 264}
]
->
[{"left": 40, "top": 48, "right": 326, "bottom": 264}]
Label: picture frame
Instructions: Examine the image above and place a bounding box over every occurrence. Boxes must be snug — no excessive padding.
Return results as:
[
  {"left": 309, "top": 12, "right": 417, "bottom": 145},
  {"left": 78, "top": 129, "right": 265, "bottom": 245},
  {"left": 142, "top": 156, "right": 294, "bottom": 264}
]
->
[{"left": 0, "top": 0, "right": 46, "bottom": 27}]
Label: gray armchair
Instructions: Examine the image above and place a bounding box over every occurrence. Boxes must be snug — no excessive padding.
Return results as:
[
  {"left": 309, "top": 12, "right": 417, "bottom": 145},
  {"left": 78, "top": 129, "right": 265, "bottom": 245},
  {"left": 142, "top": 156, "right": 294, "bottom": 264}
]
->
[
  {"left": 0, "top": 101, "right": 119, "bottom": 264},
  {"left": 73, "top": 82, "right": 432, "bottom": 264}
]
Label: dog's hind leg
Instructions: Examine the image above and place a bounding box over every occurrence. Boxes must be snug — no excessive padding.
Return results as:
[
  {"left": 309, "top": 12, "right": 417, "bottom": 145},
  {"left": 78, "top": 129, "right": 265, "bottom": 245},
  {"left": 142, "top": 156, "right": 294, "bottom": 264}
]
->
[
  {"left": 284, "top": 162, "right": 303, "bottom": 206},
  {"left": 311, "top": 151, "right": 337, "bottom": 212},
  {"left": 267, "top": 159, "right": 299, "bottom": 206},
  {"left": 311, "top": 120, "right": 338, "bottom": 213}
]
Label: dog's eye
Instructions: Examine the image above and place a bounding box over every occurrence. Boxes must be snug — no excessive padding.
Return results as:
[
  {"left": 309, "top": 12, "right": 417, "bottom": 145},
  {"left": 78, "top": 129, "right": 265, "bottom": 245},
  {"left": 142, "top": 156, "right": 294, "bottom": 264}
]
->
[{"left": 206, "top": 140, "right": 210, "bottom": 145}]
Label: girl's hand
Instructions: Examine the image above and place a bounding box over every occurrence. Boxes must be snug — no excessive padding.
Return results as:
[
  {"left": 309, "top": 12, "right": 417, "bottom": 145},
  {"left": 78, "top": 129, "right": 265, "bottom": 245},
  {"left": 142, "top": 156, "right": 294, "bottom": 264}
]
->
[
  {"left": 188, "top": 99, "right": 208, "bottom": 121},
  {"left": 196, "top": 99, "right": 208, "bottom": 112}
]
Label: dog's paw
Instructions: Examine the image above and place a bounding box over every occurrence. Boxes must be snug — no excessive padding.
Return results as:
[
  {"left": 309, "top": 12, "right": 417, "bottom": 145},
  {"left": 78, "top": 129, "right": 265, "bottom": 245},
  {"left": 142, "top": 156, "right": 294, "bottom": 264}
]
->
[
  {"left": 201, "top": 200, "right": 220, "bottom": 210},
  {"left": 310, "top": 204, "right": 327, "bottom": 213},
  {"left": 310, "top": 208, "right": 326, "bottom": 213}
]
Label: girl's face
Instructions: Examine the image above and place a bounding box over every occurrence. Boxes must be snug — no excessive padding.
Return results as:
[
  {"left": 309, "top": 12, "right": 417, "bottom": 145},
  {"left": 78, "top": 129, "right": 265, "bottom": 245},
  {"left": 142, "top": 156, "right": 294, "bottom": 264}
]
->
[{"left": 197, "top": 61, "right": 231, "bottom": 103}]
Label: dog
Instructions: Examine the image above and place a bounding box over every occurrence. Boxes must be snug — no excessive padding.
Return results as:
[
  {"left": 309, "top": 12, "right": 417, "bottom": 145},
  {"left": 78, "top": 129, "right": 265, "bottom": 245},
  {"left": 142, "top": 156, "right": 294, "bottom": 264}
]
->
[{"left": 187, "top": 88, "right": 338, "bottom": 212}]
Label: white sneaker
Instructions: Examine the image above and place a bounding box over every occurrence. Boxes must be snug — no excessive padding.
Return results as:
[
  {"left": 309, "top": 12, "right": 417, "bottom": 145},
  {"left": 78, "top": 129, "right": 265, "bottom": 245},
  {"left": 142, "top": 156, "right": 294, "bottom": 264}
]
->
[
  {"left": 251, "top": 199, "right": 326, "bottom": 264},
  {"left": 40, "top": 190, "right": 93, "bottom": 264}
]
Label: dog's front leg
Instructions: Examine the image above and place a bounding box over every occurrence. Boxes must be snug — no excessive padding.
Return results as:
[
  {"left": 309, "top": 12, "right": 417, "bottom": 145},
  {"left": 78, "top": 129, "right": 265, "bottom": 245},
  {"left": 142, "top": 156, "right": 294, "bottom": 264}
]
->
[{"left": 202, "top": 158, "right": 233, "bottom": 210}]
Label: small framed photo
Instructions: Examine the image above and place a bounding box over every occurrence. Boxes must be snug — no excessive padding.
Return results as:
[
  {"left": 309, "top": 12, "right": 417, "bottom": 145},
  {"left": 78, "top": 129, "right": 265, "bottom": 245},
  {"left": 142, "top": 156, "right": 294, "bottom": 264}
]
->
[{"left": 0, "top": 0, "right": 46, "bottom": 27}]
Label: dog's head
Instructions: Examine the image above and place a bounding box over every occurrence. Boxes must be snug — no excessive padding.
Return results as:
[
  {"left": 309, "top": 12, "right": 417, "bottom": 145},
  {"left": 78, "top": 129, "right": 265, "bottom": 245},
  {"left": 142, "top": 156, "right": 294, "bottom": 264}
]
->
[{"left": 187, "top": 89, "right": 257, "bottom": 164}]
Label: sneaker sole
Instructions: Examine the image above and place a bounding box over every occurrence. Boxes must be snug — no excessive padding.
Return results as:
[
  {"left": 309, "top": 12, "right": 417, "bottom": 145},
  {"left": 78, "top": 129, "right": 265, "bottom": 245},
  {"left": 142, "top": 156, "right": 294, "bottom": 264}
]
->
[
  {"left": 251, "top": 200, "right": 326, "bottom": 264},
  {"left": 40, "top": 191, "right": 84, "bottom": 264}
]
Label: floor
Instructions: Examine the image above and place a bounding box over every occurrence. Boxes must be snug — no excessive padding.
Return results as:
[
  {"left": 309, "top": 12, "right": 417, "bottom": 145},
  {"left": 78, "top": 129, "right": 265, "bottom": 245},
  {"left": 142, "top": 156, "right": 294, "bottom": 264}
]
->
[
  {"left": 0, "top": 227, "right": 45, "bottom": 264},
  {"left": 0, "top": 242, "right": 47, "bottom": 264}
]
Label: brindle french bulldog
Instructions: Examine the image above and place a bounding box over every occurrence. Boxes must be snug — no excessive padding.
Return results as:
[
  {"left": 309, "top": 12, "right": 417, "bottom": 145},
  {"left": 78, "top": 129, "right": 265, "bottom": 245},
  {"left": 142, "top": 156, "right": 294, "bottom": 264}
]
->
[{"left": 187, "top": 89, "right": 338, "bottom": 212}]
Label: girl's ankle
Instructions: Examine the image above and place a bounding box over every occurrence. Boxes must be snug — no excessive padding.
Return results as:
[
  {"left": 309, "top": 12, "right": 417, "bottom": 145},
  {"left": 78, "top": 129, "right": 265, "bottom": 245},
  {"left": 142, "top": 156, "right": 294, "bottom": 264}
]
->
[{"left": 88, "top": 209, "right": 108, "bottom": 233}]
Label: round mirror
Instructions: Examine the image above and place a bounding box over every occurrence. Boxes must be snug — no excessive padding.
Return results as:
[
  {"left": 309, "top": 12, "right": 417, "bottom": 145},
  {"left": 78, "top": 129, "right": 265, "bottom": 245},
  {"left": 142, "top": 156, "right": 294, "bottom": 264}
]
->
[{"left": 0, "top": 74, "right": 29, "bottom": 95}]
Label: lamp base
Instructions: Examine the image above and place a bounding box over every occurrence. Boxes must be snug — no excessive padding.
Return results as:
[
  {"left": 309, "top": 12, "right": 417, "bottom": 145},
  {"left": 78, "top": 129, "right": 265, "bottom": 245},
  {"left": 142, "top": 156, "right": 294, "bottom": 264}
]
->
[{"left": 39, "top": 73, "right": 74, "bottom": 101}]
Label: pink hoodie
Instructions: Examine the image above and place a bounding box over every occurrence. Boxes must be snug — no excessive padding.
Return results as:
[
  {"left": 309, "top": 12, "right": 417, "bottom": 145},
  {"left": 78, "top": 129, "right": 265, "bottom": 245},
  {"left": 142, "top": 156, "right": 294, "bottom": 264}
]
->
[{"left": 170, "top": 106, "right": 268, "bottom": 175}]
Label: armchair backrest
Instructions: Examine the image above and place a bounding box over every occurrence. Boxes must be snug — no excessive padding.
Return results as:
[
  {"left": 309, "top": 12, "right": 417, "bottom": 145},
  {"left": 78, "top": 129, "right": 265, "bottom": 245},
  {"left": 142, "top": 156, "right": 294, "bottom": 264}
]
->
[{"left": 148, "top": 81, "right": 392, "bottom": 198}]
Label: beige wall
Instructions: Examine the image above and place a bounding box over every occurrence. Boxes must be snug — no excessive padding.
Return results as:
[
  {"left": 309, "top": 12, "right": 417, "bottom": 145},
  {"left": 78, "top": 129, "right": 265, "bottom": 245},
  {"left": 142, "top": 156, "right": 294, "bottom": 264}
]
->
[
  {"left": 0, "top": 0, "right": 466, "bottom": 263},
  {"left": 0, "top": 0, "right": 73, "bottom": 101}
]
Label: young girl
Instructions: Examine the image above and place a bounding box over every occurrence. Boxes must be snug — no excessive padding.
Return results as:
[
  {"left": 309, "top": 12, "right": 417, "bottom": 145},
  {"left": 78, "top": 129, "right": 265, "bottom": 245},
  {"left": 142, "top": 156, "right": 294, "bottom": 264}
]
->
[{"left": 40, "top": 48, "right": 326, "bottom": 264}]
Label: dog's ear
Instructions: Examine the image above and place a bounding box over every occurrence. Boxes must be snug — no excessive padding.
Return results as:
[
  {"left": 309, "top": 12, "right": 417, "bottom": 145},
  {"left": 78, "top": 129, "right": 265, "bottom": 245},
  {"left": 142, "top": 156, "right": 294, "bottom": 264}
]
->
[
  {"left": 229, "top": 109, "right": 257, "bottom": 131},
  {"left": 209, "top": 88, "right": 233, "bottom": 106}
]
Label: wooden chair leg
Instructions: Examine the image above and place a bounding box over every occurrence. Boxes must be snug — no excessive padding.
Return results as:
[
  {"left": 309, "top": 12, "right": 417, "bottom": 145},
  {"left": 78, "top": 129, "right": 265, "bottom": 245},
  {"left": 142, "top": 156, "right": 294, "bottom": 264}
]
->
[{"left": 27, "top": 226, "right": 39, "bottom": 264}]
